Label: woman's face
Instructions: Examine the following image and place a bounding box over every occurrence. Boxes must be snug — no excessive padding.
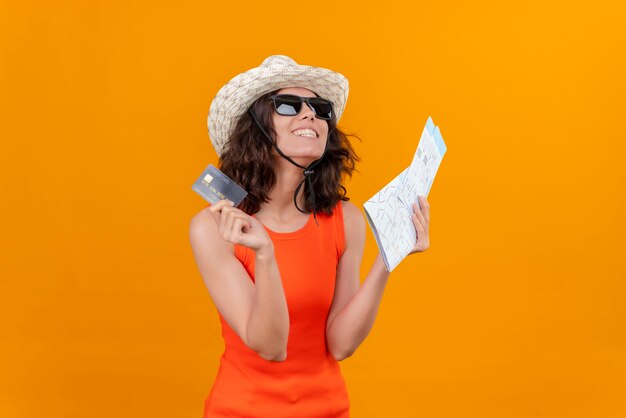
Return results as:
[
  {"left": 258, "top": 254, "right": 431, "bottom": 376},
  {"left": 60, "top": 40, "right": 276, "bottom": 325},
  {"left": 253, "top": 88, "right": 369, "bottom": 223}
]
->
[{"left": 271, "top": 87, "right": 329, "bottom": 165}]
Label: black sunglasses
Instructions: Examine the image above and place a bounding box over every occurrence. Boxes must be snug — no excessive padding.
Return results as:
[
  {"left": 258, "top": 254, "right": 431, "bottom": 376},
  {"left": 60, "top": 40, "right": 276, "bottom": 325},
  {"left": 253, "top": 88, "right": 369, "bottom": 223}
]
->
[{"left": 269, "top": 94, "right": 334, "bottom": 120}]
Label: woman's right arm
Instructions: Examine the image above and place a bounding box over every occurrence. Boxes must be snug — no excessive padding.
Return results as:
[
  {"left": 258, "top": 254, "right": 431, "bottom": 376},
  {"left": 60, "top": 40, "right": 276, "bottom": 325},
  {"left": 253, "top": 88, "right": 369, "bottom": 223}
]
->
[{"left": 188, "top": 200, "right": 289, "bottom": 361}]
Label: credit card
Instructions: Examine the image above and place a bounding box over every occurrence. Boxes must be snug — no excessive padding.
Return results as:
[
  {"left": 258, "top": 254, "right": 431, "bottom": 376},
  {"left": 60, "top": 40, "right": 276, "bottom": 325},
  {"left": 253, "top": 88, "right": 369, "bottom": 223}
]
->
[{"left": 192, "top": 164, "right": 248, "bottom": 206}]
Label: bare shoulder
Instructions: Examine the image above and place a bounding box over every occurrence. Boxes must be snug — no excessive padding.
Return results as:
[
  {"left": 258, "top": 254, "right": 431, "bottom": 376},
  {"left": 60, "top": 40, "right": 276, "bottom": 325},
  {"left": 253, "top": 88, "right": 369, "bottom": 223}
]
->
[
  {"left": 340, "top": 200, "right": 365, "bottom": 241},
  {"left": 189, "top": 206, "right": 214, "bottom": 237},
  {"left": 341, "top": 200, "right": 365, "bottom": 225},
  {"left": 188, "top": 207, "right": 233, "bottom": 254},
  {"left": 190, "top": 206, "right": 212, "bottom": 225}
]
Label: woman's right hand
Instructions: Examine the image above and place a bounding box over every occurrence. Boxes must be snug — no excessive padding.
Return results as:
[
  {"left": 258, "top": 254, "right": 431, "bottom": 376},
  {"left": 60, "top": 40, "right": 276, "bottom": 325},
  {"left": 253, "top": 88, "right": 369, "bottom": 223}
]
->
[{"left": 207, "top": 199, "right": 273, "bottom": 255}]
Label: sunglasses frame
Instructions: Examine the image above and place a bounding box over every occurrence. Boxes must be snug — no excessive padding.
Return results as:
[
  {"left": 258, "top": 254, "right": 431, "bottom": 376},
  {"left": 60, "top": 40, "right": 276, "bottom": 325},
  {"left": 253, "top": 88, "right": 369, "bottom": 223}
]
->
[{"left": 269, "top": 94, "right": 334, "bottom": 120}]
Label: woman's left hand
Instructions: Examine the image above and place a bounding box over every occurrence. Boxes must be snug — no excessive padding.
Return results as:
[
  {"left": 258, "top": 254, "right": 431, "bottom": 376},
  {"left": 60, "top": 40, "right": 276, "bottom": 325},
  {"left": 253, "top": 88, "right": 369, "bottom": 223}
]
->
[{"left": 409, "top": 196, "right": 430, "bottom": 255}]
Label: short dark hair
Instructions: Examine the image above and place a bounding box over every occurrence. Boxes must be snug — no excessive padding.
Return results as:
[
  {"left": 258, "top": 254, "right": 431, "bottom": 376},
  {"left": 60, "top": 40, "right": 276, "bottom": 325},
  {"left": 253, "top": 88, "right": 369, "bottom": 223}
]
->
[{"left": 218, "top": 89, "right": 361, "bottom": 215}]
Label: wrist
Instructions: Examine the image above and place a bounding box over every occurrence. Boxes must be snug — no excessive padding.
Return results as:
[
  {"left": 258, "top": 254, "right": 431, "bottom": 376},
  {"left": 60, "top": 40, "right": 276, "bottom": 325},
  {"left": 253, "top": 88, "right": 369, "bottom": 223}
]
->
[{"left": 255, "top": 243, "right": 275, "bottom": 261}]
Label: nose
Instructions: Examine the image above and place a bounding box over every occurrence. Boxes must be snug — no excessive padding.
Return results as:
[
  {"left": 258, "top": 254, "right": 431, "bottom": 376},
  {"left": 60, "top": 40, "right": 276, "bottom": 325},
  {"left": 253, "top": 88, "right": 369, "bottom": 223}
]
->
[{"left": 298, "top": 99, "right": 316, "bottom": 120}]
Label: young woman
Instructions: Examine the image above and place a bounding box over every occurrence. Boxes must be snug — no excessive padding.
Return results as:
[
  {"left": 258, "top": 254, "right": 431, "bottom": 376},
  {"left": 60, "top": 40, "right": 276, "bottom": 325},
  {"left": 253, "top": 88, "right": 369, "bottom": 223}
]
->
[{"left": 189, "top": 55, "right": 430, "bottom": 418}]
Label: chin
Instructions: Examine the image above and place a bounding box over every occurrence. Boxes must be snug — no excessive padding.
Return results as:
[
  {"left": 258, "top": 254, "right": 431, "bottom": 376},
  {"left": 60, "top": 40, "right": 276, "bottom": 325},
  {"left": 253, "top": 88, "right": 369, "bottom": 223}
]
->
[{"left": 280, "top": 150, "right": 325, "bottom": 166}]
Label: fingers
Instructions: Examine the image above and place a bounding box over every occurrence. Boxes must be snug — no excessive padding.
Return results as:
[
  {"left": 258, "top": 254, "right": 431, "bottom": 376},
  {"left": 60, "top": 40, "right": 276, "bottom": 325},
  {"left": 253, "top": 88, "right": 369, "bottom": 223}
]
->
[
  {"left": 411, "top": 212, "right": 429, "bottom": 253},
  {"left": 420, "top": 196, "right": 430, "bottom": 224},
  {"left": 230, "top": 217, "right": 245, "bottom": 243},
  {"left": 413, "top": 201, "right": 426, "bottom": 228},
  {"left": 209, "top": 199, "right": 252, "bottom": 244},
  {"left": 413, "top": 196, "right": 430, "bottom": 226},
  {"left": 208, "top": 199, "right": 235, "bottom": 212},
  {"left": 410, "top": 196, "right": 430, "bottom": 254},
  {"left": 412, "top": 209, "right": 426, "bottom": 239},
  {"left": 223, "top": 210, "right": 250, "bottom": 241},
  {"left": 222, "top": 206, "right": 237, "bottom": 237},
  {"left": 207, "top": 199, "right": 234, "bottom": 225},
  {"left": 233, "top": 217, "right": 253, "bottom": 242}
]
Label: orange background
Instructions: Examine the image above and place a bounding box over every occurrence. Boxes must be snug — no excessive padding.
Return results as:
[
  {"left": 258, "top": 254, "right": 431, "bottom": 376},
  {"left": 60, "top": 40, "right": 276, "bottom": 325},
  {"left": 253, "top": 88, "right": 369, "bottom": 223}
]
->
[{"left": 1, "top": 1, "right": 625, "bottom": 417}]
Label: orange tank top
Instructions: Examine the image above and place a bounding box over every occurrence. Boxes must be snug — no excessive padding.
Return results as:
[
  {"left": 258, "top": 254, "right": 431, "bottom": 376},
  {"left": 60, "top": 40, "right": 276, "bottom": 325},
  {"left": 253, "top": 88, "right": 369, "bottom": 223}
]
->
[{"left": 203, "top": 200, "right": 350, "bottom": 418}]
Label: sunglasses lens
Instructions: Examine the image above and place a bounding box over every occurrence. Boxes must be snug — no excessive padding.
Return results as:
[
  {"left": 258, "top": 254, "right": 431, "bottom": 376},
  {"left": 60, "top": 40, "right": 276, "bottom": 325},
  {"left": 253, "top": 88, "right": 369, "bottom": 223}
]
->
[
  {"left": 309, "top": 98, "right": 333, "bottom": 120},
  {"left": 274, "top": 96, "right": 301, "bottom": 116}
]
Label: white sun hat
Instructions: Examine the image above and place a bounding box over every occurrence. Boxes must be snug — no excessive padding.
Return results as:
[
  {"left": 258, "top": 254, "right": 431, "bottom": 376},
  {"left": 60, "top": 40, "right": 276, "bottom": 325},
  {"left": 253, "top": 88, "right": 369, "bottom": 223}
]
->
[{"left": 207, "top": 54, "right": 349, "bottom": 157}]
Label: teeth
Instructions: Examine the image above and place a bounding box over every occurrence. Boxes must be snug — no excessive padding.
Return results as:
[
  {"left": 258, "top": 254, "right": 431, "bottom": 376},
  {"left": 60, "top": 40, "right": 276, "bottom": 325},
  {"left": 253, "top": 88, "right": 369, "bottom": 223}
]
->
[{"left": 293, "top": 129, "right": 317, "bottom": 137}]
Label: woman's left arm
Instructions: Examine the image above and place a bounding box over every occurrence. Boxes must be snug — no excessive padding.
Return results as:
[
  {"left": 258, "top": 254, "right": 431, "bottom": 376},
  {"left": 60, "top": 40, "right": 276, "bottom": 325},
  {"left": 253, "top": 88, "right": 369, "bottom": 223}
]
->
[{"left": 326, "top": 197, "right": 430, "bottom": 361}]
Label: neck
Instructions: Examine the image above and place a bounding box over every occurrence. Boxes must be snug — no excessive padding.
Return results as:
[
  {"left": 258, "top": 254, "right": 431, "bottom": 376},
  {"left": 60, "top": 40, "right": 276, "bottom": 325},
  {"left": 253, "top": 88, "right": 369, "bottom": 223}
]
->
[{"left": 260, "top": 157, "right": 310, "bottom": 221}]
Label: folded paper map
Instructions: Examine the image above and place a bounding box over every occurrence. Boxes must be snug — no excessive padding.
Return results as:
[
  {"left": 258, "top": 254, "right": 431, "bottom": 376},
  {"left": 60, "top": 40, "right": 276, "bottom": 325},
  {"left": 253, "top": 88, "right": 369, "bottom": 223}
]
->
[{"left": 364, "top": 117, "right": 447, "bottom": 272}]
